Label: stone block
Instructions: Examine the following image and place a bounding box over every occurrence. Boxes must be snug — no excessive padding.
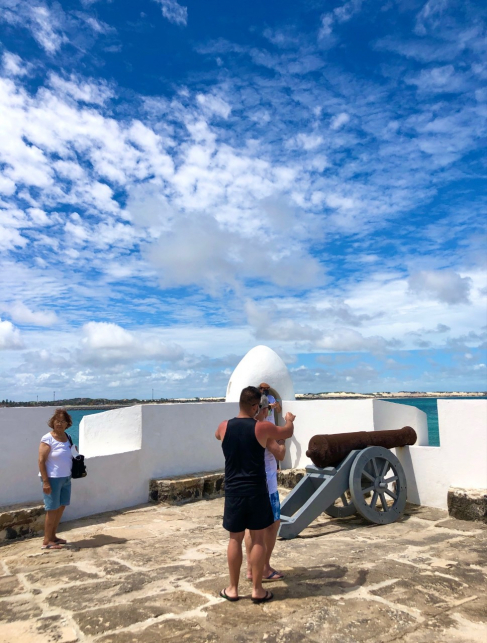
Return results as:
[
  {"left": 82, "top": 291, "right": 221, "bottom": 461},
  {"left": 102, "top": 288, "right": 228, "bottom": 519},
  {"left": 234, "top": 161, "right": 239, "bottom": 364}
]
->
[
  {"left": 0, "top": 502, "right": 45, "bottom": 541},
  {"left": 277, "top": 468, "right": 306, "bottom": 489},
  {"left": 149, "top": 470, "right": 224, "bottom": 504},
  {"left": 447, "top": 487, "right": 487, "bottom": 523}
]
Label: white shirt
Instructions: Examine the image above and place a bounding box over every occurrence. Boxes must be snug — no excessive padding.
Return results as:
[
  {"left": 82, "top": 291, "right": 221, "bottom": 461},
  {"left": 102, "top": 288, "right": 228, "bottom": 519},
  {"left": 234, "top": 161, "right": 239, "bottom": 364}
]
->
[
  {"left": 39, "top": 433, "right": 72, "bottom": 478},
  {"left": 265, "top": 447, "right": 278, "bottom": 495},
  {"left": 266, "top": 394, "right": 277, "bottom": 424}
]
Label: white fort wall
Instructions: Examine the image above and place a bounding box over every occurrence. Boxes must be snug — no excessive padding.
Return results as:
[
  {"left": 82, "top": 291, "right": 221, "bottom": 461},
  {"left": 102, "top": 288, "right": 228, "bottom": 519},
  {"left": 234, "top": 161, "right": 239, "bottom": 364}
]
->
[
  {"left": 0, "top": 406, "right": 59, "bottom": 507},
  {"left": 0, "top": 399, "right": 485, "bottom": 519},
  {"left": 280, "top": 399, "right": 428, "bottom": 470},
  {"left": 397, "top": 399, "right": 487, "bottom": 508}
]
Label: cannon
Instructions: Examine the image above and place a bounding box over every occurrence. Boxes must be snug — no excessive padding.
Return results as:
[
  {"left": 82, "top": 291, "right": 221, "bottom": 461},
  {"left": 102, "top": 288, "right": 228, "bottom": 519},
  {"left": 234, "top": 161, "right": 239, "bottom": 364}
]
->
[{"left": 278, "top": 427, "right": 416, "bottom": 539}]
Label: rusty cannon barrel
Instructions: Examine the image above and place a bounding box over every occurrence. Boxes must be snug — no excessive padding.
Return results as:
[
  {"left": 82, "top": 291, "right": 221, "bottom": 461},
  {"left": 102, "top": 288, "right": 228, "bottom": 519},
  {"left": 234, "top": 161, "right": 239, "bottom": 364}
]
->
[{"left": 306, "top": 426, "right": 417, "bottom": 469}]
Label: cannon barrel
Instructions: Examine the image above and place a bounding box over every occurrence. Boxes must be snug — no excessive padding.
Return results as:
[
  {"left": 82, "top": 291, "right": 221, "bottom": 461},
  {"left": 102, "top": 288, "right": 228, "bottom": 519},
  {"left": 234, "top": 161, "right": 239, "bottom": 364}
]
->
[{"left": 305, "top": 426, "right": 417, "bottom": 468}]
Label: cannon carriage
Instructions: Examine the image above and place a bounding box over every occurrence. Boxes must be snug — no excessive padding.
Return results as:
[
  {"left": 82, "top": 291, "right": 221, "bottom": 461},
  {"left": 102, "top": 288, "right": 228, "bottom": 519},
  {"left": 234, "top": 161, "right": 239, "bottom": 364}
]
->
[{"left": 278, "top": 427, "right": 416, "bottom": 539}]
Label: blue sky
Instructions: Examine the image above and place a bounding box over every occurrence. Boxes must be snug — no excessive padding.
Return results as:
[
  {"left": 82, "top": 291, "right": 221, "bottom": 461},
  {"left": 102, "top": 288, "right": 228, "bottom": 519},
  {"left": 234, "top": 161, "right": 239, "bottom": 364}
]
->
[{"left": 0, "top": 0, "right": 486, "bottom": 400}]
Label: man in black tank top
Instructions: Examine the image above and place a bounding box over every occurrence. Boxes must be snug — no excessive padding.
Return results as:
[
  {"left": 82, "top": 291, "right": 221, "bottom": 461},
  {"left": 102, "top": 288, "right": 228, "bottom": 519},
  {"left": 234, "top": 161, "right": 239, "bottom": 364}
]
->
[{"left": 216, "top": 386, "right": 296, "bottom": 603}]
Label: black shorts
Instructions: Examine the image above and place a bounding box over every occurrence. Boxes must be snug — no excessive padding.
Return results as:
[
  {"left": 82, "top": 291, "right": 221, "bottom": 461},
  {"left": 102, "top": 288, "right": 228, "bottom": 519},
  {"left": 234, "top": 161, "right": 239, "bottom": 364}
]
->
[{"left": 223, "top": 494, "right": 275, "bottom": 533}]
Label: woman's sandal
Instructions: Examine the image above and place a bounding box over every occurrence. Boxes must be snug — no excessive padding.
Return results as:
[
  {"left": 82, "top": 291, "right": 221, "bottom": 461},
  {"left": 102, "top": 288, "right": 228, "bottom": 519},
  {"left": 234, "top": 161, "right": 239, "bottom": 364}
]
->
[
  {"left": 251, "top": 590, "right": 274, "bottom": 604},
  {"left": 41, "top": 543, "right": 64, "bottom": 550},
  {"left": 262, "top": 570, "right": 284, "bottom": 581}
]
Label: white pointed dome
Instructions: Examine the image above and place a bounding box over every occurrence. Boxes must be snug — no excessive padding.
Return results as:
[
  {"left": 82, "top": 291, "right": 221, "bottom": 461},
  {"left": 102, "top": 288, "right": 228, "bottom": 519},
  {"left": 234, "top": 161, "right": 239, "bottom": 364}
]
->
[{"left": 225, "top": 345, "right": 295, "bottom": 402}]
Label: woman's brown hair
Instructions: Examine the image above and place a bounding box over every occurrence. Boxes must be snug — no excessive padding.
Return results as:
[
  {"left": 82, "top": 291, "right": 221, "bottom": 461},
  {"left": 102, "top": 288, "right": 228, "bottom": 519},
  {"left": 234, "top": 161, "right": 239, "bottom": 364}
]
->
[{"left": 47, "top": 408, "right": 73, "bottom": 429}]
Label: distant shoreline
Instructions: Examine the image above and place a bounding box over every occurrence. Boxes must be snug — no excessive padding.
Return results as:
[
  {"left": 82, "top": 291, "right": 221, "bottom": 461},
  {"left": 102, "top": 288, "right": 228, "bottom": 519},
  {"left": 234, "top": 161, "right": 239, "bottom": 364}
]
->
[
  {"left": 2, "top": 391, "right": 485, "bottom": 410},
  {"left": 295, "top": 392, "right": 486, "bottom": 400}
]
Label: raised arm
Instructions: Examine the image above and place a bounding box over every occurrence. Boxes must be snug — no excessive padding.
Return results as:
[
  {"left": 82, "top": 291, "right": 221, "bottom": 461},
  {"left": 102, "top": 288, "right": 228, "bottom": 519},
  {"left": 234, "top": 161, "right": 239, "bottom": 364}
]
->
[
  {"left": 266, "top": 438, "right": 286, "bottom": 462},
  {"left": 257, "top": 412, "right": 295, "bottom": 442}
]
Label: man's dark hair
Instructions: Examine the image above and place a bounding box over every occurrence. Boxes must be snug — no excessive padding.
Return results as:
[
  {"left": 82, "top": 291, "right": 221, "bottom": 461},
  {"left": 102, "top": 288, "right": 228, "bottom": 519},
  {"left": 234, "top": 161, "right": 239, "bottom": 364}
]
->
[{"left": 239, "top": 386, "right": 261, "bottom": 412}]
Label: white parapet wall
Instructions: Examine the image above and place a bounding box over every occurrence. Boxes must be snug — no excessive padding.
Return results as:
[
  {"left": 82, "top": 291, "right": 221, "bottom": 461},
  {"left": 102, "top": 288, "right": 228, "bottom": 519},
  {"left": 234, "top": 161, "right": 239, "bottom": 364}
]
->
[
  {"left": 0, "top": 398, "right": 485, "bottom": 520},
  {"left": 0, "top": 406, "right": 61, "bottom": 507},
  {"left": 280, "top": 399, "right": 429, "bottom": 470},
  {"left": 63, "top": 401, "right": 240, "bottom": 520},
  {"left": 396, "top": 399, "right": 487, "bottom": 508}
]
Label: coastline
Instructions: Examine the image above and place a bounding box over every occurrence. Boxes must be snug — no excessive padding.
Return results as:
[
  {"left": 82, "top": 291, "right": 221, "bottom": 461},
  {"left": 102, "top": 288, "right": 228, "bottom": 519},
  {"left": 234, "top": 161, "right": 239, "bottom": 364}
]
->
[
  {"left": 295, "top": 392, "right": 486, "bottom": 400},
  {"left": 2, "top": 392, "right": 485, "bottom": 409}
]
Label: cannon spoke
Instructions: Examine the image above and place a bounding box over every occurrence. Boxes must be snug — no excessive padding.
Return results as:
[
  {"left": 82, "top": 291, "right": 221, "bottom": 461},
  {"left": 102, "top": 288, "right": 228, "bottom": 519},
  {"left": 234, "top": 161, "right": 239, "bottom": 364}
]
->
[
  {"left": 371, "top": 458, "right": 380, "bottom": 477},
  {"left": 379, "top": 492, "right": 389, "bottom": 512},
  {"left": 361, "top": 470, "right": 375, "bottom": 482},
  {"left": 361, "top": 484, "right": 375, "bottom": 494},
  {"left": 380, "top": 459, "right": 389, "bottom": 478},
  {"left": 370, "top": 490, "right": 379, "bottom": 508},
  {"left": 340, "top": 494, "right": 352, "bottom": 506},
  {"left": 384, "top": 488, "right": 397, "bottom": 500},
  {"left": 383, "top": 475, "right": 398, "bottom": 484}
]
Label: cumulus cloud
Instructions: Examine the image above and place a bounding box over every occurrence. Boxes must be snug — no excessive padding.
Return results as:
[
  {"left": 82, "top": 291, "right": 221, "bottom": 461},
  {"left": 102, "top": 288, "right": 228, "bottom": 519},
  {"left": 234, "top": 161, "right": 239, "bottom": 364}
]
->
[
  {"left": 143, "top": 207, "right": 324, "bottom": 292},
  {"left": 152, "top": 0, "right": 188, "bottom": 26},
  {"left": 408, "top": 270, "right": 472, "bottom": 305},
  {"left": 79, "top": 322, "right": 185, "bottom": 365},
  {"left": 6, "top": 302, "right": 58, "bottom": 326},
  {"left": 0, "top": 318, "right": 24, "bottom": 349}
]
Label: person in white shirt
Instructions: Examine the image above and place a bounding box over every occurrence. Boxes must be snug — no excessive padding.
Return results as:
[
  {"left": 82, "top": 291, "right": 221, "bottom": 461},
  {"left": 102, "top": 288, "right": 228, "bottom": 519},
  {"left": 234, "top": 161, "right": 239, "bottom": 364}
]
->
[
  {"left": 245, "top": 394, "right": 286, "bottom": 582},
  {"left": 259, "top": 382, "right": 282, "bottom": 424},
  {"left": 38, "top": 409, "right": 74, "bottom": 549}
]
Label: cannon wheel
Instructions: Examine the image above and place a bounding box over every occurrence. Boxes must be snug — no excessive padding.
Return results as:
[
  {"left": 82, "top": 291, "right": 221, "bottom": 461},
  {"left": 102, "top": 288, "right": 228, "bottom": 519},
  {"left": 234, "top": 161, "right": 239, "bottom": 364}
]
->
[
  {"left": 324, "top": 492, "right": 356, "bottom": 518},
  {"left": 349, "top": 446, "right": 407, "bottom": 525}
]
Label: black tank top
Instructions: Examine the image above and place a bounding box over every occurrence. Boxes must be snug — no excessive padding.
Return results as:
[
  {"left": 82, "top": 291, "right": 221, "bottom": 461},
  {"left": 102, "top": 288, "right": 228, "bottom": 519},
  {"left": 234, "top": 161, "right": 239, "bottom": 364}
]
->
[{"left": 222, "top": 417, "right": 267, "bottom": 497}]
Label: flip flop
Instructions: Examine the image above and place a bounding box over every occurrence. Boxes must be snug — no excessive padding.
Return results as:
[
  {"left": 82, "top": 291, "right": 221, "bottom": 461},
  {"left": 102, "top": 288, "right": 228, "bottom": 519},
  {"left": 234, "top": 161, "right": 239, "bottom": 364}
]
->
[
  {"left": 41, "top": 543, "right": 64, "bottom": 550},
  {"left": 263, "top": 570, "right": 284, "bottom": 581},
  {"left": 54, "top": 538, "right": 67, "bottom": 544},
  {"left": 220, "top": 589, "right": 239, "bottom": 602},
  {"left": 251, "top": 590, "right": 274, "bottom": 604}
]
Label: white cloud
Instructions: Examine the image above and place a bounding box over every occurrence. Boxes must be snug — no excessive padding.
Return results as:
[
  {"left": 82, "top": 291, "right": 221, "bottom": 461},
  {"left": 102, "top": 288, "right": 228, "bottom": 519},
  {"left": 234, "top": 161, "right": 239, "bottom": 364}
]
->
[
  {"left": 407, "top": 65, "right": 468, "bottom": 94},
  {"left": 0, "top": 1, "right": 68, "bottom": 54},
  {"left": 330, "top": 112, "right": 350, "bottom": 130},
  {"left": 79, "top": 322, "right": 185, "bottom": 365},
  {"left": 408, "top": 270, "right": 472, "bottom": 305},
  {"left": 152, "top": 0, "right": 188, "bottom": 26},
  {"left": 2, "top": 52, "right": 30, "bottom": 77},
  {"left": 415, "top": 0, "right": 450, "bottom": 36},
  {"left": 0, "top": 318, "right": 23, "bottom": 349},
  {"left": 48, "top": 73, "right": 114, "bottom": 105},
  {"left": 145, "top": 211, "right": 324, "bottom": 291},
  {"left": 6, "top": 302, "right": 58, "bottom": 326},
  {"left": 319, "top": 0, "right": 364, "bottom": 43}
]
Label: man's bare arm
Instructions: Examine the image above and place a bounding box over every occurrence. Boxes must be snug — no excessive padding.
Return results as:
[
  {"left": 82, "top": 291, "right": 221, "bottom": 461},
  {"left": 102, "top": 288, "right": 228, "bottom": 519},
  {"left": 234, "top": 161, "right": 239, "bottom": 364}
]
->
[
  {"left": 215, "top": 420, "right": 227, "bottom": 441},
  {"left": 258, "top": 412, "right": 295, "bottom": 440},
  {"left": 267, "top": 438, "right": 286, "bottom": 461}
]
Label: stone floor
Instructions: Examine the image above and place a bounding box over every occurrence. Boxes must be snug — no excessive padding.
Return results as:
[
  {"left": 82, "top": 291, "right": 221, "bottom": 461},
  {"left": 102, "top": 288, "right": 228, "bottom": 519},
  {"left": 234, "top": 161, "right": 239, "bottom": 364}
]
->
[{"left": 0, "top": 494, "right": 486, "bottom": 643}]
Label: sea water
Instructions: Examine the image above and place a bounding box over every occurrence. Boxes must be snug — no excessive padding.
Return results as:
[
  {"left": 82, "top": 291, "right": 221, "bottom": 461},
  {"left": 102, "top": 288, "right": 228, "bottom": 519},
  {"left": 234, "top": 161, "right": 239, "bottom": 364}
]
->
[
  {"left": 66, "top": 409, "right": 108, "bottom": 447},
  {"left": 65, "top": 398, "right": 484, "bottom": 449}
]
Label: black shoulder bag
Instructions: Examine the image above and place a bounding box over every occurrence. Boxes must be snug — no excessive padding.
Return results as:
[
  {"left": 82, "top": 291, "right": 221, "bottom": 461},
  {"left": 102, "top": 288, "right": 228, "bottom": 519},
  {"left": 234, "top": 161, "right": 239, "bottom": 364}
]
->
[{"left": 66, "top": 434, "right": 87, "bottom": 479}]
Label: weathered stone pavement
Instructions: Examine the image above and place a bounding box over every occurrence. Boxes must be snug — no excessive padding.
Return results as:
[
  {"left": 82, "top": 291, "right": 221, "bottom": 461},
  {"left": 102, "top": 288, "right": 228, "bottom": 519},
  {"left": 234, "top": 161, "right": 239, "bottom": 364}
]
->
[{"left": 0, "top": 495, "right": 486, "bottom": 642}]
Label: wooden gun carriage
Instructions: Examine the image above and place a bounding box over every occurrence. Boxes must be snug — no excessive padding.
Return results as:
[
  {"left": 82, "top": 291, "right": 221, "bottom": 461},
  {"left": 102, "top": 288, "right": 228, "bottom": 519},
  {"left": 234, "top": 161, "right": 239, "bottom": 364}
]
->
[{"left": 278, "top": 427, "right": 416, "bottom": 539}]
